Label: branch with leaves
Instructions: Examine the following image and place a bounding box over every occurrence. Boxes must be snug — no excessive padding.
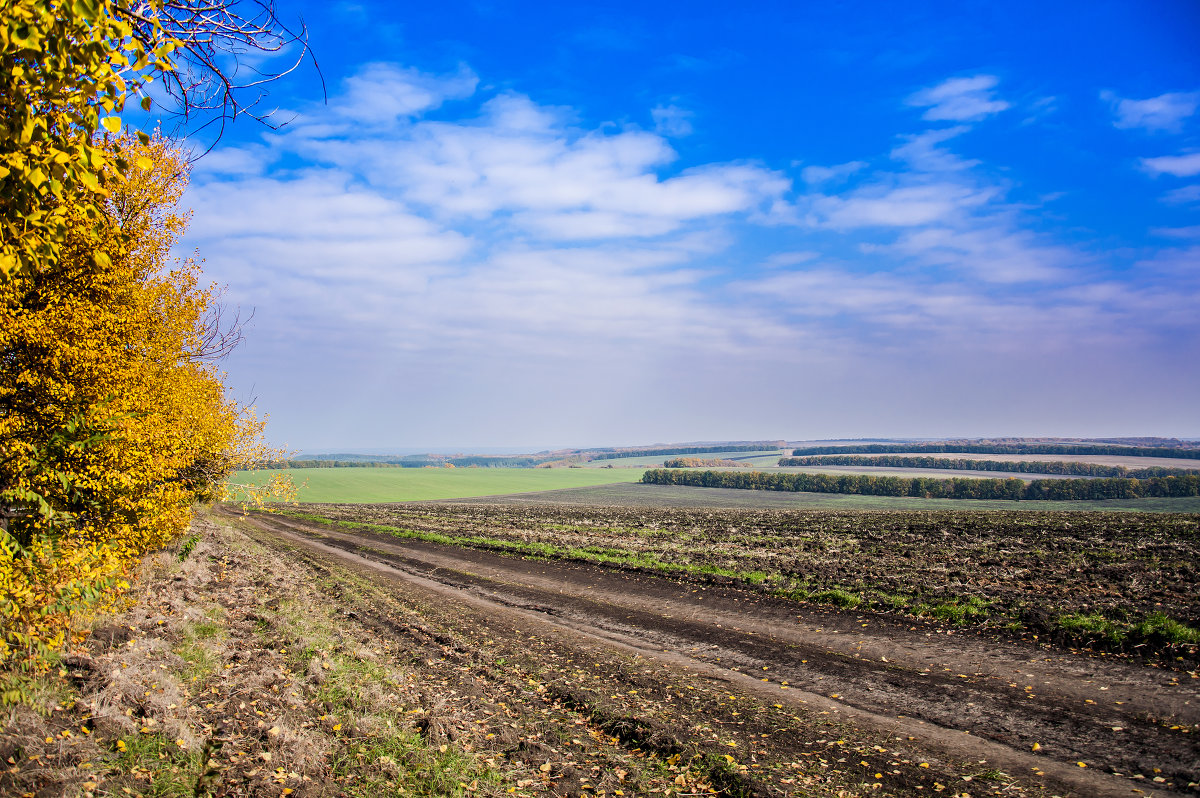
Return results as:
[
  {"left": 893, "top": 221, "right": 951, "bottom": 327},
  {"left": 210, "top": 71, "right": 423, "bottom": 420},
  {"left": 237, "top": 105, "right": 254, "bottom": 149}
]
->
[{"left": 0, "top": 0, "right": 314, "bottom": 281}]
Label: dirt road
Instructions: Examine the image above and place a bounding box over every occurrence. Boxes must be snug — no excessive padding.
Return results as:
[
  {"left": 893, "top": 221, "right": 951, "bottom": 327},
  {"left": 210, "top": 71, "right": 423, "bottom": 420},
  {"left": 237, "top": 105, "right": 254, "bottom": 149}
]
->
[{"left": 235, "top": 508, "right": 1197, "bottom": 797}]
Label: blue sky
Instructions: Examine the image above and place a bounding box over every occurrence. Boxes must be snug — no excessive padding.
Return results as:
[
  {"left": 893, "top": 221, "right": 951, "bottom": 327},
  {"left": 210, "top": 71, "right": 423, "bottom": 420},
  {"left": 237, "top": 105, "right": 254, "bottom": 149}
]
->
[{"left": 176, "top": 0, "right": 1200, "bottom": 451}]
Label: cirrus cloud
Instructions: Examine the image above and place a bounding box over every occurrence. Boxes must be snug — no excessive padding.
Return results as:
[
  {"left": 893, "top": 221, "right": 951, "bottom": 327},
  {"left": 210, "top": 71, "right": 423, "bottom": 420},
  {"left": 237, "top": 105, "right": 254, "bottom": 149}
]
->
[{"left": 906, "top": 75, "right": 1011, "bottom": 122}]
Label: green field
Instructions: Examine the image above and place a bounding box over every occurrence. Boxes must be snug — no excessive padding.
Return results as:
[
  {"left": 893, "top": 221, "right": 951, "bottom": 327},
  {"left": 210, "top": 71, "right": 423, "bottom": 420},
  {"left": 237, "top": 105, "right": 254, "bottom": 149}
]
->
[
  {"left": 228, "top": 464, "right": 1200, "bottom": 510},
  {"left": 228, "top": 467, "right": 642, "bottom": 503}
]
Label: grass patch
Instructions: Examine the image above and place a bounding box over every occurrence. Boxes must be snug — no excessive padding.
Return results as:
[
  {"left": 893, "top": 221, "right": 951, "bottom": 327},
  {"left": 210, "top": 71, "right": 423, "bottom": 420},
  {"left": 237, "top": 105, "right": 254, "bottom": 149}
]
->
[
  {"left": 327, "top": 709, "right": 502, "bottom": 797},
  {"left": 289, "top": 510, "right": 931, "bottom": 622},
  {"left": 1057, "top": 610, "right": 1200, "bottom": 649},
  {"left": 171, "top": 617, "right": 224, "bottom": 686},
  {"left": 102, "top": 732, "right": 207, "bottom": 797},
  {"left": 1058, "top": 613, "right": 1126, "bottom": 645},
  {"left": 809, "top": 589, "right": 862, "bottom": 609},
  {"left": 1132, "top": 612, "right": 1200, "bottom": 645},
  {"left": 926, "top": 597, "right": 990, "bottom": 625}
]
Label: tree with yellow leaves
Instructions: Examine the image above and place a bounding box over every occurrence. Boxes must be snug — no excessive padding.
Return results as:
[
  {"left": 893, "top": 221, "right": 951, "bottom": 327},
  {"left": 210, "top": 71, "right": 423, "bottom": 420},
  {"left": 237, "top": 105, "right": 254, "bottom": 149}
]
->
[
  {"left": 0, "top": 134, "right": 294, "bottom": 667},
  {"left": 1, "top": 0, "right": 310, "bottom": 670}
]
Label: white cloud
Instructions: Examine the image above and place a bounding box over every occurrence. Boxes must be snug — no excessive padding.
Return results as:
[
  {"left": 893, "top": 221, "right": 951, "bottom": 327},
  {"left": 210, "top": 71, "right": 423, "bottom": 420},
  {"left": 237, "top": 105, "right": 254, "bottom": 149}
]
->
[
  {"left": 480, "top": 93, "right": 568, "bottom": 133},
  {"left": 514, "top": 210, "right": 682, "bottom": 240},
  {"left": 185, "top": 64, "right": 800, "bottom": 370},
  {"left": 330, "top": 63, "right": 478, "bottom": 124},
  {"left": 272, "top": 76, "right": 789, "bottom": 239},
  {"left": 813, "top": 182, "right": 996, "bottom": 229},
  {"left": 188, "top": 172, "right": 471, "bottom": 300},
  {"left": 1141, "top": 152, "right": 1200, "bottom": 177},
  {"left": 889, "top": 225, "right": 1077, "bottom": 283},
  {"left": 1151, "top": 225, "right": 1200, "bottom": 239},
  {"left": 891, "top": 127, "right": 978, "bottom": 172},
  {"left": 1163, "top": 184, "right": 1200, "bottom": 204},
  {"left": 733, "top": 251, "right": 1200, "bottom": 357},
  {"left": 907, "top": 75, "right": 1010, "bottom": 122},
  {"left": 652, "top": 104, "right": 694, "bottom": 137},
  {"left": 801, "top": 161, "right": 866, "bottom": 184},
  {"left": 763, "top": 251, "right": 819, "bottom": 268},
  {"left": 1104, "top": 90, "right": 1199, "bottom": 133},
  {"left": 189, "top": 145, "right": 275, "bottom": 178}
]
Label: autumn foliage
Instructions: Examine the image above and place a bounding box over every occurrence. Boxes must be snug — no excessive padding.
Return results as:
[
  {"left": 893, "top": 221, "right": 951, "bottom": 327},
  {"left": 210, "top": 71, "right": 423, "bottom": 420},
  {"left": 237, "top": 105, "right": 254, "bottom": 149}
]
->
[
  {"left": 0, "top": 134, "right": 292, "bottom": 669},
  {"left": 0, "top": 0, "right": 307, "bottom": 676},
  {"left": 662, "top": 457, "right": 752, "bottom": 468}
]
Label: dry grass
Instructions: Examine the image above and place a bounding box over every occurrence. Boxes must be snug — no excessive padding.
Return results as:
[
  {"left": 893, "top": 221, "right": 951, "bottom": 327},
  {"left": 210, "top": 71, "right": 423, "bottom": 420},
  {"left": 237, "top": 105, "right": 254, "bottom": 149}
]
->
[{"left": 0, "top": 515, "right": 518, "bottom": 797}]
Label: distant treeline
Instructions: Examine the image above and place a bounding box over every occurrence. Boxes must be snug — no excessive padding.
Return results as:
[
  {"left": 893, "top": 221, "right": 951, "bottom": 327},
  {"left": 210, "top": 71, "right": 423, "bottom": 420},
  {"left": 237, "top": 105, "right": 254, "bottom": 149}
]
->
[
  {"left": 294, "top": 453, "right": 412, "bottom": 462},
  {"left": 263, "top": 460, "right": 404, "bottom": 468},
  {"left": 440, "top": 456, "right": 543, "bottom": 468},
  {"left": 254, "top": 456, "right": 543, "bottom": 470},
  {"left": 641, "top": 469, "right": 1200, "bottom": 500},
  {"left": 941, "top": 436, "right": 1198, "bottom": 449},
  {"left": 663, "top": 457, "right": 752, "bottom": 468},
  {"left": 789, "top": 443, "right": 1200, "bottom": 460},
  {"left": 779, "top": 455, "right": 1200, "bottom": 478},
  {"left": 592, "top": 444, "right": 781, "bottom": 461}
]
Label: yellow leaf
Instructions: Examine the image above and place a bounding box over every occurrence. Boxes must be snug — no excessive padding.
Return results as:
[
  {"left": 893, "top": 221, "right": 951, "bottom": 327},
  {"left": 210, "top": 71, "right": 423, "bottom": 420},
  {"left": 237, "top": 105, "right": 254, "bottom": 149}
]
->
[{"left": 101, "top": 116, "right": 122, "bottom": 133}]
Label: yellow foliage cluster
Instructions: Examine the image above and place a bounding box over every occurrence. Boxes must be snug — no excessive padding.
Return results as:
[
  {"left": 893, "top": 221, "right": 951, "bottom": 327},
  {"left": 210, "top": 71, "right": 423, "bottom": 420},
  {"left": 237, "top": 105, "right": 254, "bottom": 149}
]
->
[
  {"left": 1, "top": 0, "right": 174, "bottom": 279},
  {"left": 0, "top": 135, "right": 291, "bottom": 667}
]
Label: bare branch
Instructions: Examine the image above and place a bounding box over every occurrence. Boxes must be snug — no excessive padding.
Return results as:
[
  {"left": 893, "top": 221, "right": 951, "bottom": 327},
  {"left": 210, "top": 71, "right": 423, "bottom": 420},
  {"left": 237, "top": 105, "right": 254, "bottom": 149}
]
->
[
  {"left": 115, "top": 0, "right": 325, "bottom": 155},
  {"left": 194, "top": 301, "right": 253, "bottom": 361}
]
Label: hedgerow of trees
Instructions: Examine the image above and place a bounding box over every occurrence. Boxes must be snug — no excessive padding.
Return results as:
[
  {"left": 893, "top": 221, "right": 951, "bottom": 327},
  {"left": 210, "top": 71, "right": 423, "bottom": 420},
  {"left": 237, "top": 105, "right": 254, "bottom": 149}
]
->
[
  {"left": 779, "top": 455, "right": 1199, "bottom": 479},
  {"left": 642, "top": 469, "right": 1200, "bottom": 501},
  {"left": 257, "top": 456, "right": 546, "bottom": 469},
  {"left": 1, "top": 0, "right": 305, "bottom": 673},
  {"left": 789, "top": 443, "right": 1200, "bottom": 460},
  {"left": 663, "top": 457, "right": 752, "bottom": 468},
  {"left": 591, "top": 443, "right": 783, "bottom": 461}
]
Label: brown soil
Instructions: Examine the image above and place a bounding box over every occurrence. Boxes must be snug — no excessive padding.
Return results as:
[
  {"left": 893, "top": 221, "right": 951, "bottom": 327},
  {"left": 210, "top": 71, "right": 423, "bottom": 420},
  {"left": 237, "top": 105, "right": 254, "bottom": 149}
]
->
[
  {"left": 238, "top": 508, "right": 1198, "bottom": 797},
  {"left": 6, "top": 505, "right": 1195, "bottom": 798},
  {"left": 287, "top": 500, "right": 1200, "bottom": 663}
]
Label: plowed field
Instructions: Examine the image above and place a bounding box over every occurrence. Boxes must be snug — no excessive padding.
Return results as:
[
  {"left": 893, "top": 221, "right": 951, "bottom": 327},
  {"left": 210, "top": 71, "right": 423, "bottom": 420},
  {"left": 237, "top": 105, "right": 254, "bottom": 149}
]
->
[{"left": 251, "top": 502, "right": 1198, "bottom": 795}]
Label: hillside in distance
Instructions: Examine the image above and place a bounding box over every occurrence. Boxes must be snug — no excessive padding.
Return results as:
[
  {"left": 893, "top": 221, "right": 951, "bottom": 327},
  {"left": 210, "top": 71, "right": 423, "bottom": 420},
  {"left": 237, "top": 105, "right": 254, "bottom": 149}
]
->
[{"left": 286, "top": 436, "right": 1199, "bottom": 469}]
